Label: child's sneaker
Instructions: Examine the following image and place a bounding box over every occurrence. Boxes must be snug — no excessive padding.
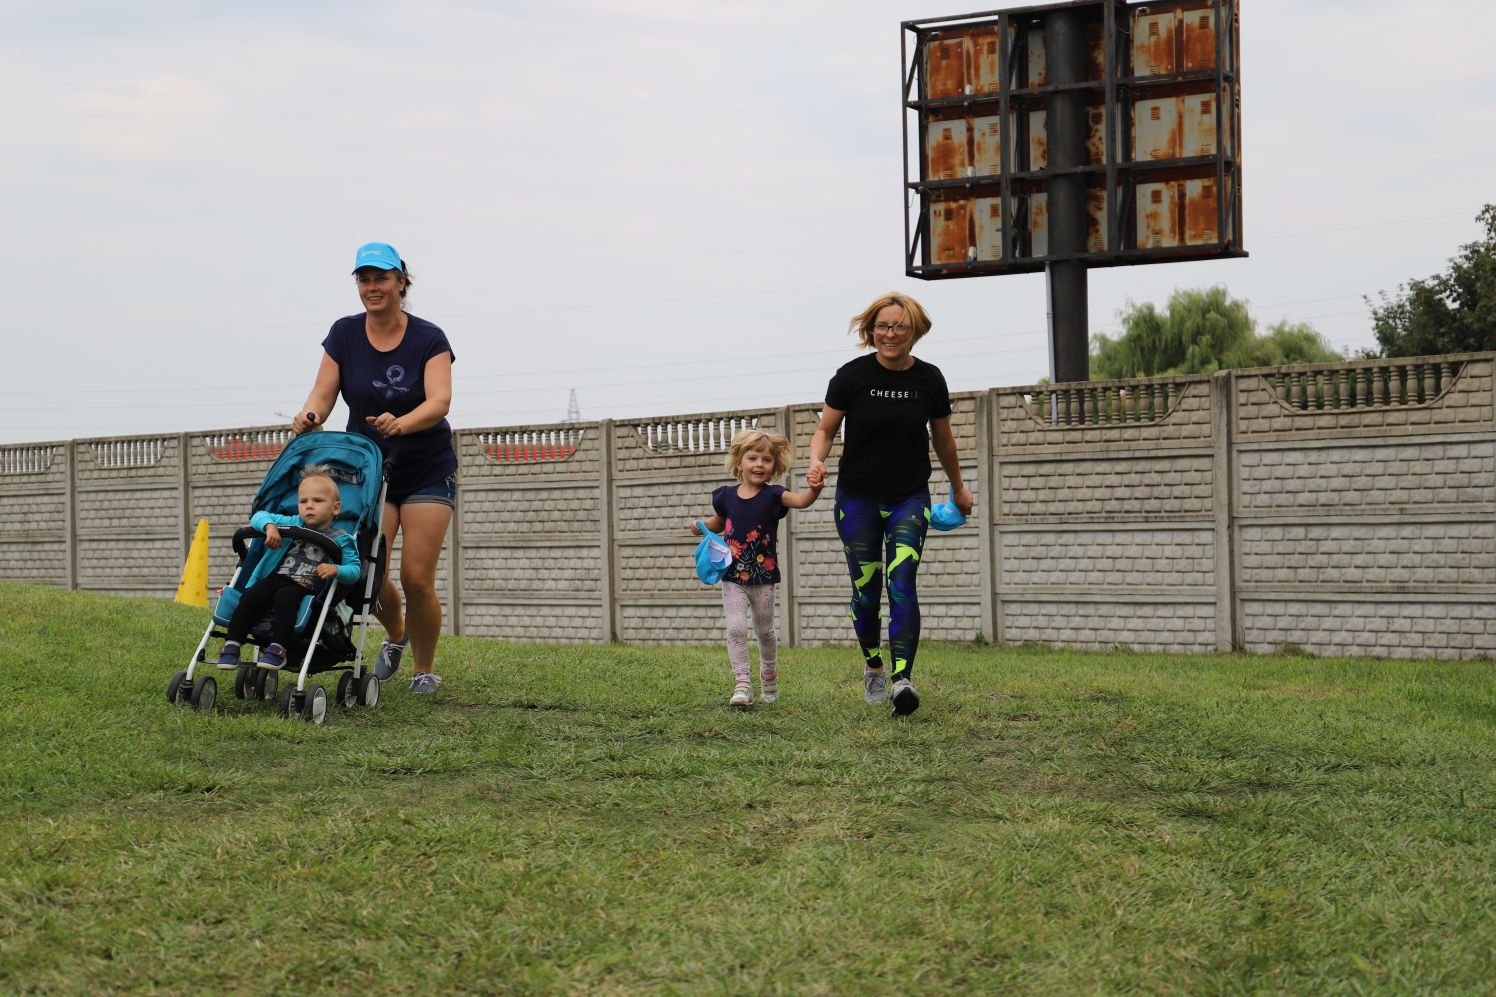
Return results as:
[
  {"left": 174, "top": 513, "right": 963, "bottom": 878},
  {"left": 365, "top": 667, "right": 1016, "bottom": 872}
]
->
[
  {"left": 730, "top": 682, "right": 753, "bottom": 709},
  {"left": 375, "top": 638, "right": 408, "bottom": 681},
  {"left": 256, "top": 643, "right": 286, "bottom": 671},
  {"left": 216, "top": 642, "right": 242, "bottom": 670},
  {"left": 864, "top": 667, "right": 889, "bottom": 704},
  {"left": 891, "top": 677, "right": 920, "bottom": 716},
  {"left": 759, "top": 673, "right": 778, "bottom": 704},
  {"left": 410, "top": 672, "right": 443, "bottom": 694}
]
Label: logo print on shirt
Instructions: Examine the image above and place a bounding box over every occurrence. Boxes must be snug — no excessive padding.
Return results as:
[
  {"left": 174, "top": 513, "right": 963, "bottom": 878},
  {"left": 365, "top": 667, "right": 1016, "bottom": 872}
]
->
[{"left": 373, "top": 364, "right": 410, "bottom": 400}]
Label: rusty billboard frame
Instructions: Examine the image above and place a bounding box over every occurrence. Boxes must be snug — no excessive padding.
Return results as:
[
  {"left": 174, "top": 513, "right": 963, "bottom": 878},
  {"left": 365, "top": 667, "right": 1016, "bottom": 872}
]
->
[{"left": 902, "top": 0, "right": 1245, "bottom": 280}]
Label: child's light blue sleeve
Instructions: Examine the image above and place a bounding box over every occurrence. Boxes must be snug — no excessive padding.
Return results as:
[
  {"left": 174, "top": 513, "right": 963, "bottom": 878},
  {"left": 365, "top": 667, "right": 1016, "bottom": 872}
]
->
[
  {"left": 249, "top": 511, "right": 302, "bottom": 531},
  {"left": 334, "top": 532, "right": 362, "bottom": 585}
]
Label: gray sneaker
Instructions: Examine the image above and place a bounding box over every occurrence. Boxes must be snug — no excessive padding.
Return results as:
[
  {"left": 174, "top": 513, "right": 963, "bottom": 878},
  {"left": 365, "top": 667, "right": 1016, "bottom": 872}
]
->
[
  {"left": 375, "top": 638, "right": 407, "bottom": 681},
  {"left": 759, "top": 674, "right": 778, "bottom": 704},
  {"left": 409, "top": 672, "right": 443, "bottom": 694},
  {"left": 864, "top": 667, "right": 889, "bottom": 704},
  {"left": 891, "top": 677, "right": 920, "bottom": 716}
]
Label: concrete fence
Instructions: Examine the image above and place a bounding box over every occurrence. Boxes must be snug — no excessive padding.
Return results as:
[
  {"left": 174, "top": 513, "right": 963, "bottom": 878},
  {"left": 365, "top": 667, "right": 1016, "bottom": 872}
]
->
[{"left": 2, "top": 353, "right": 1492, "bottom": 660}]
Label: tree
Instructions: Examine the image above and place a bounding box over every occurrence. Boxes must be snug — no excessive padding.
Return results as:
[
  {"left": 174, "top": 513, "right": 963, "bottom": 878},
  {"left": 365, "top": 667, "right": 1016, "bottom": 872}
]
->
[
  {"left": 1367, "top": 204, "right": 1496, "bottom": 358},
  {"left": 1089, "top": 286, "right": 1341, "bottom": 380}
]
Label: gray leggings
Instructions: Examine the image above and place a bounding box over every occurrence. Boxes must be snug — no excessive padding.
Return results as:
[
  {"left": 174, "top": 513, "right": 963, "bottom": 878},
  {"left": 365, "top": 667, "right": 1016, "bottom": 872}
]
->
[{"left": 721, "top": 581, "right": 778, "bottom": 684}]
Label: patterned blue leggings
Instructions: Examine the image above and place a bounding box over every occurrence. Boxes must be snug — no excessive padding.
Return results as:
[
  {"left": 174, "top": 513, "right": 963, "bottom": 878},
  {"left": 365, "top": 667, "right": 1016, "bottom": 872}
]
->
[{"left": 834, "top": 488, "right": 930, "bottom": 679}]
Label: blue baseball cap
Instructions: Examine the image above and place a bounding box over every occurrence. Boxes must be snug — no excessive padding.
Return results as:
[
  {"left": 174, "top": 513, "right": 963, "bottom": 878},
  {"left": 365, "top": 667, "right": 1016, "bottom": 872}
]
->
[{"left": 351, "top": 242, "right": 403, "bottom": 273}]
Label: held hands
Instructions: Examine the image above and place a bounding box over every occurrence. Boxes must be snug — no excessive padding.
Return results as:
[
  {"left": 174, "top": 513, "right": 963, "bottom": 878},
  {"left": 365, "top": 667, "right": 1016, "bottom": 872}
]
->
[
  {"left": 806, "top": 458, "right": 827, "bottom": 490},
  {"left": 366, "top": 412, "right": 404, "bottom": 437},
  {"left": 264, "top": 524, "right": 282, "bottom": 548}
]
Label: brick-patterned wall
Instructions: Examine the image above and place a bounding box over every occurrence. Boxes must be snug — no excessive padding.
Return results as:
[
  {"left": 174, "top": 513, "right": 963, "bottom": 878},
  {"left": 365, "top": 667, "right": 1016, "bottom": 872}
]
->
[
  {"left": 0, "top": 442, "right": 69, "bottom": 586},
  {"left": 1229, "top": 356, "right": 1495, "bottom": 660},
  {"left": 3, "top": 354, "right": 1492, "bottom": 661}
]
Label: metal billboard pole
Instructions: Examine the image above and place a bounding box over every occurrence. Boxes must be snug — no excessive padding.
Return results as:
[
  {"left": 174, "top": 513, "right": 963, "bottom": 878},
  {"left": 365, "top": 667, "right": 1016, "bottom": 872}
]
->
[{"left": 1045, "top": 7, "right": 1090, "bottom": 385}]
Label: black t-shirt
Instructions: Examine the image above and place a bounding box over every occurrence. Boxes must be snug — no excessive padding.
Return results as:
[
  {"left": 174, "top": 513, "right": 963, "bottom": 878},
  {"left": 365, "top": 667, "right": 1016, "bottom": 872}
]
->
[
  {"left": 711, "top": 484, "right": 788, "bottom": 585},
  {"left": 825, "top": 353, "right": 952, "bottom": 501}
]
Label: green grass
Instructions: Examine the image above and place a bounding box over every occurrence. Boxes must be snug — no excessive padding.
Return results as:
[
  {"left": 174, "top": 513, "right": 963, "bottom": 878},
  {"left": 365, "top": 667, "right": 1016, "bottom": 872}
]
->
[{"left": 1, "top": 579, "right": 1494, "bottom": 995}]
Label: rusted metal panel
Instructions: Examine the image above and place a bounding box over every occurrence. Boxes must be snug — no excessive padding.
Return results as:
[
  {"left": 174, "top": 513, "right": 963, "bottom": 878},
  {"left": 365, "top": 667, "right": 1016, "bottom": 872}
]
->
[
  {"left": 1027, "top": 26, "right": 1046, "bottom": 86},
  {"left": 969, "top": 26, "right": 1002, "bottom": 94},
  {"left": 974, "top": 195, "right": 1005, "bottom": 260},
  {"left": 1029, "top": 191, "right": 1049, "bottom": 256},
  {"left": 1029, "top": 109, "right": 1048, "bottom": 169},
  {"left": 1182, "top": 6, "right": 1218, "bottom": 70},
  {"left": 925, "top": 37, "right": 966, "bottom": 98},
  {"left": 1181, "top": 91, "right": 1218, "bottom": 157},
  {"left": 1133, "top": 96, "right": 1180, "bottom": 160},
  {"left": 972, "top": 115, "right": 1003, "bottom": 176},
  {"left": 1087, "top": 187, "right": 1108, "bottom": 252},
  {"left": 1183, "top": 177, "right": 1219, "bottom": 244},
  {"left": 930, "top": 196, "right": 972, "bottom": 265},
  {"left": 1087, "top": 22, "right": 1107, "bottom": 80},
  {"left": 1137, "top": 181, "right": 1179, "bottom": 248},
  {"left": 1086, "top": 105, "right": 1106, "bottom": 164},
  {"left": 926, "top": 116, "right": 970, "bottom": 180},
  {"left": 1133, "top": 10, "right": 1178, "bottom": 76}
]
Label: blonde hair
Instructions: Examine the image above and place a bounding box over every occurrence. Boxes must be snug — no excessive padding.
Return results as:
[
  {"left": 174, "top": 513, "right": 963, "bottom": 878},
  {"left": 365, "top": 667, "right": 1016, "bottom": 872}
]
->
[
  {"left": 298, "top": 464, "right": 340, "bottom": 498},
  {"left": 724, "top": 429, "right": 791, "bottom": 481},
  {"left": 848, "top": 291, "right": 933, "bottom": 350}
]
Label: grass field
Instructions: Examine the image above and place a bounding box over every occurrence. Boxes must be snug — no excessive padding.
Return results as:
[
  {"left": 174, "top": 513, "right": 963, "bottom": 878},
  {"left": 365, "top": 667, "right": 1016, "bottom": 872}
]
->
[{"left": 1, "top": 579, "right": 1494, "bottom": 995}]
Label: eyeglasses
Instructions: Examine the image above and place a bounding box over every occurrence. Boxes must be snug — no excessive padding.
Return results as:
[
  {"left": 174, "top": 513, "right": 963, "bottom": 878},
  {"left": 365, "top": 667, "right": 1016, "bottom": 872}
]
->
[{"left": 872, "top": 322, "right": 912, "bottom": 336}]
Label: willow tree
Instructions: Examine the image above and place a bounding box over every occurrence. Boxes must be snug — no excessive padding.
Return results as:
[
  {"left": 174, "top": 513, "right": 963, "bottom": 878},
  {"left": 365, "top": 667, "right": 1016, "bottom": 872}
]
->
[{"left": 1090, "top": 286, "right": 1341, "bottom": 380}]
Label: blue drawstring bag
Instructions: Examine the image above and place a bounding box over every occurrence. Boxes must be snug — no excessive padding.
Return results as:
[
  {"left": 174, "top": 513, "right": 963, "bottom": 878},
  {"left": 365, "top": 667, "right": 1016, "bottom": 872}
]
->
[
  {"left": 930, "top": 491, "right": 967, "bottom": 532},
  {"left": 694, "top": 521, "right": 733, "bottom": 585}
]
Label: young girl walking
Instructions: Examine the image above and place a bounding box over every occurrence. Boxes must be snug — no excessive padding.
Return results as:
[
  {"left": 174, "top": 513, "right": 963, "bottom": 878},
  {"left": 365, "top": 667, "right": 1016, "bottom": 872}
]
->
[{"left": 691, "top": 429, "right": 823, "bottom": 708}]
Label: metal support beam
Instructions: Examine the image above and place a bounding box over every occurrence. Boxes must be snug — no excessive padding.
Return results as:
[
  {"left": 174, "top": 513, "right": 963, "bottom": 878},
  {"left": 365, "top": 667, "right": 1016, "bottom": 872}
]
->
[{"left": 1046, "top": 9, "right": 1089, "bottom": 384}]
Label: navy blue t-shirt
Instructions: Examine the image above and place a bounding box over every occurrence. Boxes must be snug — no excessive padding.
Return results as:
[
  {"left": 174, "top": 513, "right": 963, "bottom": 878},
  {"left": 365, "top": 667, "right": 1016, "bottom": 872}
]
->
[
  {"left": 322, "top": 313, "right": 457, "bottom": 494},
  {"left": 826, "top": 354, "right": 952, "bottom": 502},
  {"left": 712, "top": 484, "right": 788, "bottom": 585}
]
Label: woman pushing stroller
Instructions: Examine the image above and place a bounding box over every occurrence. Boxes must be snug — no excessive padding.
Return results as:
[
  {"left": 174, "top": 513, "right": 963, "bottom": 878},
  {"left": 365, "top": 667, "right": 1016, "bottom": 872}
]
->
[{"left": 291, "top": 241, "right": 457, "bottom": 694}]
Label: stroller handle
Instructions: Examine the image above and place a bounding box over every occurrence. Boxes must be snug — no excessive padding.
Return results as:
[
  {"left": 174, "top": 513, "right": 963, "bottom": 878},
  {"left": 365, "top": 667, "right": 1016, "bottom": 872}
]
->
[{"left": 232, "top": 525, "right": 344, "bottom": 563}]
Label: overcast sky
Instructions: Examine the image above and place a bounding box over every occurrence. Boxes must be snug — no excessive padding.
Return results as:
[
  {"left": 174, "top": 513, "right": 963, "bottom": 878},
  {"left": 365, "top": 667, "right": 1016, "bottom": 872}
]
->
[{"left": 4, "top": 0, "right": 1494, "bottom": 445}]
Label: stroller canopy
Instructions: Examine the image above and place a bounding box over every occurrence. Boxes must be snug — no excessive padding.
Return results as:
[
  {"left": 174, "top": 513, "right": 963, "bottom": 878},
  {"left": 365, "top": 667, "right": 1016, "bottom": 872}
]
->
[{"left": 252, "top": 432, "right": 386, "bottom": 533}]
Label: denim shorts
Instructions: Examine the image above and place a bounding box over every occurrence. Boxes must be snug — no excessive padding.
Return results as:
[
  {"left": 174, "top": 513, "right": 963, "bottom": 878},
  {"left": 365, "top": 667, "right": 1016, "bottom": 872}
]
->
[{"left": 388, "top": 470, "right": 457, "bottom": 508}]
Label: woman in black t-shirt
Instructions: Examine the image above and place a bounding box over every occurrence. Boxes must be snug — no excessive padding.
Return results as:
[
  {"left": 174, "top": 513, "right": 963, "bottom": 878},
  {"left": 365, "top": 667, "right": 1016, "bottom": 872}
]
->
[
  {"left": 806, "top": 292, "right": 974, "bottom": 716},
  {"left": 292, "top": 242, "right": 456, "bottom": 695}
]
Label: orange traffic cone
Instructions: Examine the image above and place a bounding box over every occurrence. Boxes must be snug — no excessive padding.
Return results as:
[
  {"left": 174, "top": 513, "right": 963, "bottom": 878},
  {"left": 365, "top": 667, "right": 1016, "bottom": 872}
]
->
[{"left": 175, "top": 519, "right": 210, "bottom": 607}]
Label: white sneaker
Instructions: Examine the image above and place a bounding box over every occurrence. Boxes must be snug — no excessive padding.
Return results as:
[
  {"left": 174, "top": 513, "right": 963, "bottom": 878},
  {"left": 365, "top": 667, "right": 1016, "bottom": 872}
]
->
[
  {"left": 730, "top": 682, "right": 753, "bottom": 709},
  {"left": 864, "top": 667, "right": 889, "bottom": 704},
  {"left": 891, "top": 677, "right": 920, "bottom": 716},
  {"left": 759, "top": 674, "right": 778, "bottom": 704}
]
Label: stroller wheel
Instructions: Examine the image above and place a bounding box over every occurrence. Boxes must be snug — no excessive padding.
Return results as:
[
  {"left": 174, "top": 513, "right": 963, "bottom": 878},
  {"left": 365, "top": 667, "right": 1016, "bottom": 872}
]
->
[
  {"left": 278, "top": 682, "right": 296, "bottom": 718},
  {"left": 301, "top": 684, "right": 328, "bottom": 725},
  {"left": 166, "top": 670, "right": 188, "bottom": 705},
  {"left": 189, "top": 676, "right": 217, "bottom": 714},
  {"left": 233, "top": 665, "right": 255, "bottom": 700},
  {"left": 255, "top": 669, "right": 278, "bottom": 703},
  {"left": 357, "top": 672, "right": 380, "bottom": 709},
  {"left": 336, "top": 672, "right": 357, "bottom": 710}
]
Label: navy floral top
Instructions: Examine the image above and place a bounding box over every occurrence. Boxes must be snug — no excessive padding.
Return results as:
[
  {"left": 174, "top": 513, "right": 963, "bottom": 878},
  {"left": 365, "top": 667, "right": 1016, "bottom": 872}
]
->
[{"left": 711, "top": 484, "right": 788, "bottom": 585}]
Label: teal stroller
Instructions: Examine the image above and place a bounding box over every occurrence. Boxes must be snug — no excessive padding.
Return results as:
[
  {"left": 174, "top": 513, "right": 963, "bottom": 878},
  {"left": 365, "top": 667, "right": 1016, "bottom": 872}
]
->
[{"left": 168, "top": 431, "right": 390, "bottom": 724}]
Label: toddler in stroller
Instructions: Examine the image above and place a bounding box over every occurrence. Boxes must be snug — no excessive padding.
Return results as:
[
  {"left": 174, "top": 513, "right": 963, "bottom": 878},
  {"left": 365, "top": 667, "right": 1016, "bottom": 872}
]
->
[
  {"left": 214, "top": 466, "right": 360, "bottom": 671},
  {"left": 169, "top": 430, "right": 390, "bottom": 723}
]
